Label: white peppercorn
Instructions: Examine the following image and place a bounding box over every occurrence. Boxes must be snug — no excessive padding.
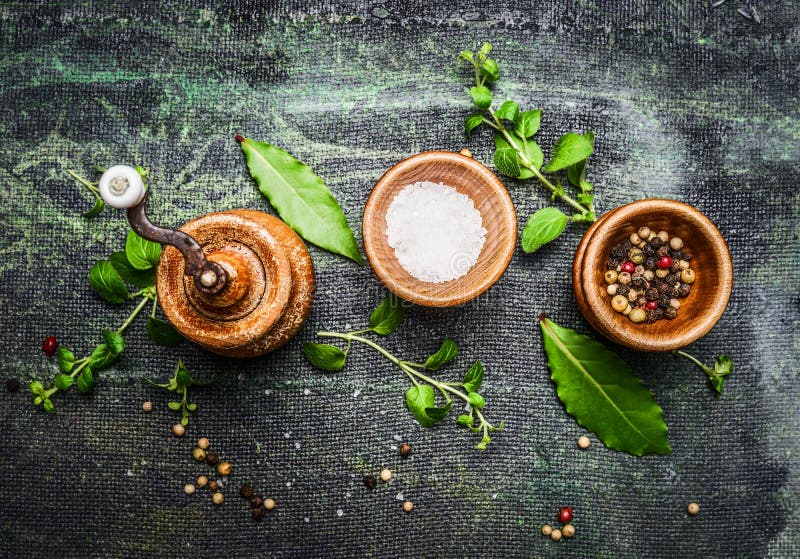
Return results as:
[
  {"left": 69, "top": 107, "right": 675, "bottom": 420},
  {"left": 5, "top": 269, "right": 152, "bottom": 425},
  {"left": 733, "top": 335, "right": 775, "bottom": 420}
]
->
[
  {"left": 605, "top": 270, "right": 618, "bottom": 284},
  {"left": 637, "top": 226, "right": 651, "bottom": 239},
  {"left": 670, "top": 236, "right": 684, "bottom": 250},
  {"left": 618, "top": 272, "right": 631, "bottom": 285},
  {"left": 607, "top": 284, "right": 619, "bottom": 296},
  {"left": 629, "top": 232, "right": 641, "bottom": 245},
  {"left": 680, "top": 269, "right": 696, "bottom": 284},
  {"left": 612, "top": 295, "right": 628, "bottom": 312},
  {"left": 657, "top": 230, "right": 669, "bottom": 242}
]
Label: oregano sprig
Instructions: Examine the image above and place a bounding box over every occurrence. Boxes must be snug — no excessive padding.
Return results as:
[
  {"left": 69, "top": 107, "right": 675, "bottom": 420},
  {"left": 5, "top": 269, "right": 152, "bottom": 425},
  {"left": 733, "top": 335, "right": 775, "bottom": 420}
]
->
[
  {"left": 146, "top": 359, "right": 221, "bottom": 426},
  {"left": 458, "top": 42, "right": 598, "bottom": 252},
  {"left": 303, "top": 295, "right": 505, "bottom": 449},
  {"left": 673, "top": 350, "right": 734, "bottom": 394}
]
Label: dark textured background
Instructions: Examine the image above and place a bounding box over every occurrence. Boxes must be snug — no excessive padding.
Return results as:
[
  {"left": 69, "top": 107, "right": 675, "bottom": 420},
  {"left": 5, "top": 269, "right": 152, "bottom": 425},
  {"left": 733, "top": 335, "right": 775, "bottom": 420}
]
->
[{"left": 1, "top": 1, "right": 798, "bottom": 558}]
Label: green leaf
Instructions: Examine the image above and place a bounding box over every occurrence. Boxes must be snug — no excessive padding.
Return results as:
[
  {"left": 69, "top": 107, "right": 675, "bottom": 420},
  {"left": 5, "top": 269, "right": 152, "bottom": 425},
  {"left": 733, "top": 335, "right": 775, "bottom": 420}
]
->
[
  {"left": 424, "top": 401, "right": 453, "bottom": 423},
  {"left": 88, "top": 260, "right": 129, "bottom": 304},
  {"left": 514, "top": 110, "right": 542, "bottom": 138},
  {"left": 29, "top": 381, "right": 44, "bottom": 395},
  {"left": 468, "top": 392, "right": 486, "bottom": 409},
  {"left": 470, "top": 85, "right": 492, "bottom": 109},
  {"left": 102, "top": 329, "right": 125, "bottom": 356},
  {"left": 405, "top": 385, "right": 436, "bottom": 428},
  {"left": 714, "top": 355, "right": 733, "bottom": 377},
  {"left": 494, "top": 100, "right": 519, "bottom": 123},
  {"left": 109, "top": 251, "right": 156, "bottom": 288},
  {"left": 168, "top": 401, "right": 181, "bottom": 411},
  {"left": 88, "top": 344, "right": 117, "bottom": 371},
  {"left": 146, "top": 317, "right": 185, "bottom": 347},
  {"left": 83, "top": 197, "right": 105, "bottom": 218},
  {"left": 521, "top": 207, "right": 569, "bottom": 253},
  {"left": 423, "top": 339, "right": 458, "bottom": 371},
  {"left": 543, "top": 132, "right": 595, "bottom": 172},
  {"left": 55, "top": 374, "right": 74, "bottom": 390},
  {"left": 481, "top": 59, "right": 499, "bottom": 83},
  {"left": 463, "top": 361, "right": 484, "bottom": 393},
  {"left": 125, "top": 230, "right": 162, "bottom": 270},
  {"left": 237, "top": 137, "right": 363, "bottom": 265},
  {"left": 57, "top": 347, "right": 75, "bottom": 373},
  {"left": 480, "top": 42, "right": 492, "bottom": 55},
  {"left": 458, "top": 50, "right": 474, "bottom": 62},
  {"left": 495, "top": 131, "right": 542, "bottom": 177},
  {"left": 493, "top": 147, "right": 520, "bottom": 178},
  {"left": 303, "top": 343, "right": 348, "bottom": 371},
  {"left": 456, "top": 414, "right": 474, "bottom": 427},
  {"left": 43, "top": 399, "right": 55, "bottom": 413},
  {"left": 77, "top": 368, "right": 95, "bottom": 393},
  {"left": 465, "top": 113, "right": 484, "bottom": 137},
  {"left": 175, "top": 360, "right": 192, "bottom": 388},
  {"left": 539, "top": 316, "right": 671, "bottom": 456},
  {"left": 566, "top": 132, "right": 594, "bottom": 189},
  {"left": 369, "top": 295, "right": 404, "bottom": 335},
  {"left": 180, "top": 416, "right": 189, "bottom": 426},
  {"left": 187, "top": 403, "right": 197, "bottom": 411}
]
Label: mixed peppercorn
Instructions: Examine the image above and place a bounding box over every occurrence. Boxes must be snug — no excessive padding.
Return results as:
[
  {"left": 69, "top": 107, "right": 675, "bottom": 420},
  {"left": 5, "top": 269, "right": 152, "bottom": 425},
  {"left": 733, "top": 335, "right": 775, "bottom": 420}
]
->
[{"left": 605, "top": 227, "right": 696, "bottom": 324}]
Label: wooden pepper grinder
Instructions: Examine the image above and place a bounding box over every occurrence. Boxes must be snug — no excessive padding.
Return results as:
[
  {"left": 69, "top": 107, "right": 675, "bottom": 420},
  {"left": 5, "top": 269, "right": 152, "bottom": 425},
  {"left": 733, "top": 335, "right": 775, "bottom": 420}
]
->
[{"left": 98, "top": 165, "right": 315, "bottom": 358}]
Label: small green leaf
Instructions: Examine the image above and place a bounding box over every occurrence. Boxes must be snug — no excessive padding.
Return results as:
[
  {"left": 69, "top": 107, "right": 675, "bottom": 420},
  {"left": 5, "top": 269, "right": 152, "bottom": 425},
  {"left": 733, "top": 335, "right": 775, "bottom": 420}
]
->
[
  {"left": 566, "top": 132, "right": 594, "bottom": 189},
  {"left": 180, "top": 416, "right": 189, "bottom": 426},
  {"left": 543, "top": 132, "right": 595, "bottom": 172},
  {"left": 465, "top": 113, "right": 484, "bottom": 137},
  {"left": 43, "top": 399, "right": 55, "bottom": 413},
  {"left": 494, "top": 100, "right": 519, "bottom": 123},
  {"left": 456, "top": 414, "right": 474, "bottom": 427},
  {"left": 423, "top": 339, "right": 459, "bottom": 371},
  {"left": 54, "top": 374, "right": 74, "bottom": 390},
  {"left": 463, "top": 361, "right": 484, "bottom": 393},
  {"left": 187, "top": 403, "right": 197, "bottom": 411},
  {"left": 494, "top": 131, "right": 542, "bottom": 176},
  {"left": 514, "top": 110, "right": 542, "bottom": 138},
  {"left": 714, "top": 355, "right": 733, "bottom": 377},
  {"left": 475, "top": 440, "right": 488, "bottom": 450},
  {"left": 88, "top": 344, "right": 117, "bottom": 371},
  {"left": 89, "top": 260, "right": 129, "bottom": 304},
  {"left": 109, "top": 251, "right": 156, "bottom": 288},
  {"left": 405, "top": 384, "right": 436, "bottom": 428},
  {"left": 481, "top": 59, "right": 499, "bottom": 82},
  {"left": 102, "top": 330, "right": 125, "bottom": 356},
  {"left": 167, "top": 401, "right": 181, "bottom": 411},
  {"left": 468, "top": 392, "right": 486, "bottom": 409},
  {"left": 369, "top": 295, "right": 404, "bottom": 335},
  {"left": 521, "top": 207, "right": 569, "bottom": 253},
  {"left": 125, "top": 230, "right": 162, "bottom": 271},
  {"left": 57, "top": 347, "right": 75, "bottom": 373},
  {"left": 424, "top": 401, "right": 453, "bottom": 423},
  {"left": 29, "top": 381, "right": 44, "bottom": 395},
  {"left": 77, "top": 368, "right": 95, "bottom": 393},
  {"left": 458, "top": 50, "right": 474, "bottom": 62},
  {"left": 33, "top": 396, "right": 43, "bottom": 405},
  {"left": 146, "top": 317, "right": 185, "bottom": 347},
  {"left": 493, "top": 147, "right": 520, "bottom": 178},
  {"left": 83, "top": 197, "right": 105, "bottom": 218},
  {"left": 470, "top": 85, "right": 492, "bottom": 109},
  {"left": 175, "top": 360, "right": 192, "bottom": 388},
  {"left": 303, "top": 343, "right": 348, "bottom": 371}
]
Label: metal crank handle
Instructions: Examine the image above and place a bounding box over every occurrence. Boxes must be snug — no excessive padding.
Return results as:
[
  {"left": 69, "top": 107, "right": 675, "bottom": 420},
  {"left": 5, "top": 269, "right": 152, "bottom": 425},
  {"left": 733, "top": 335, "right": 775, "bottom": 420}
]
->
[{"left": 98, "top": 165, "right": 227, "bottom": 295}]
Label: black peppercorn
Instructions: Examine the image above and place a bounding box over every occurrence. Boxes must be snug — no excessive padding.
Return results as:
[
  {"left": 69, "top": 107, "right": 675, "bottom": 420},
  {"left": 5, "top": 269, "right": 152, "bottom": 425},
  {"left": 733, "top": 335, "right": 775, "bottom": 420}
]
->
[
  {"left": 205, "top": 452, "right": 219, "bottom": 466},
  {"left": 363, "top": 475, "right": 377, "bottom": 489},
  {"left": 631, "top": 277, "right": 648, "bottom": 290},
  {"left": 5, "top": 378, "right": 20, "bottom": 392},
  {"left": 670, "top": 260, "right": 682, "bottom": 273},
  {"left": 644, "top": 257, "right": 657, "bottom": 271},
  {"left": 657, "top": 245, "right": 670, "bottom": 257},
  {"left": 240, "top": 484, "right": 254, "bottom": 499},
  {"left": 682, "top": 252, "right": 693, "bottom": 261},
  {"left": 616, "top": 284, "right": 630, "bottom": 296},
  {"left": 637, "top": 296, "right": 647, "bottom": 307},
  {"left": 665, "top": 274, "right": 678, "bottom": 286},
  {"left": 606, "top": 257, "right": 621, "bottom": 270},
  {"left": 658, "top": 295, "right": 671, "bottom": 308},
  {"left": 251, "top": 507, "right": 265, "bottom": 521},
  {"left": 620, "top": 239, "right": 632, "bottom": 251},
  {"left": 250, "top": 495, "right": 264, "bottom": 508},
  {"left": 642, "top": 243, "right": 655, "bottom": 257},
  {"left": 650, "top": 237, "right": 663, "bottom": 249},
  {"left": 657, "top": 282, "right": 670, "bottom": 294},
  {"left": 399, "top": 443, "right": 412, "bottom": 457},
  {"left": 670, "top": 250, "right": 682, "bottom": 259},
  {"left": 665, "top": 307, "right": 678, "bottom": 319},
  {"left": 669, "top": 285, "right": 681, "bottom": 297},
  {"left": 678, "top": 283, "right": 691, "bottom": 297},
  {"left": 645, "top": 288, "right": 659, "bottom": 301},
  {"left": 611, "top": 245, "right": 627, "bottom": 258}
]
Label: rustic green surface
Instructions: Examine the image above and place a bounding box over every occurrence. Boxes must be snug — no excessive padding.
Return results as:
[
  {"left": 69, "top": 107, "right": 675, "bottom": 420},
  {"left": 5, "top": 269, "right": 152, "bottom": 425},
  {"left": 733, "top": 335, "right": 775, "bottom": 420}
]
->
[{"left": 0, "top": 1, "right": 798, "bottom": 557}]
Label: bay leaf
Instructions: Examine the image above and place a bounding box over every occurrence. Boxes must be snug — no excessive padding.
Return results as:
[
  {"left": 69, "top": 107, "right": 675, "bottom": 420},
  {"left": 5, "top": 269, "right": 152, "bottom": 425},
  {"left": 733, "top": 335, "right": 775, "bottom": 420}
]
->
[
  {"left": 237, "top": 136, "right": 363, "bottom": 265},
  {"left": 539, "top": 315, "right": 671, "bottom": 456}
]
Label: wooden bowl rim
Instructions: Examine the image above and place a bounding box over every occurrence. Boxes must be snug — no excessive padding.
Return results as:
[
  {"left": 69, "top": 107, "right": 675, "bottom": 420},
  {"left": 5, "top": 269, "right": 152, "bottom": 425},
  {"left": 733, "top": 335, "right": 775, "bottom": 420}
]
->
[
  {"left": 573, "top": 199, "right": 733, "bottom": 352},
  {"left": 363, "top": 150, "right": 517, "bottom": 307}
]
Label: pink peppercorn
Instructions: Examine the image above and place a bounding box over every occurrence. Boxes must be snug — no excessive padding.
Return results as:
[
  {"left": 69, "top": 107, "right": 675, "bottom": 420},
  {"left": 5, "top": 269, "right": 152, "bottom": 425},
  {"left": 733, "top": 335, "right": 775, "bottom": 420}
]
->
[
  {"left": 620, "top": 261, "right": 635, "bottom": 274},
  {"left": 657, "top": 256, "right": 673, "bottom": 269}
]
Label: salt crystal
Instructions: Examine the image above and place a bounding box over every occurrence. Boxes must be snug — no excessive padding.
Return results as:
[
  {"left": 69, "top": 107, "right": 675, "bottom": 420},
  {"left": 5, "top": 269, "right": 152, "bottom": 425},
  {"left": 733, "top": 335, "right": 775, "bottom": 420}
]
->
[
  {"left": 336, "top": 509, "right": 344, "bottom": 517},
  {"left": 385, "top": 181, "right": 486, "bottom": 283},
  {"left": 303, "top": 388, "right": 310, "bottom": 395},
  {"left": 304, "top": 517, "right": 310, "bottom": 523}
]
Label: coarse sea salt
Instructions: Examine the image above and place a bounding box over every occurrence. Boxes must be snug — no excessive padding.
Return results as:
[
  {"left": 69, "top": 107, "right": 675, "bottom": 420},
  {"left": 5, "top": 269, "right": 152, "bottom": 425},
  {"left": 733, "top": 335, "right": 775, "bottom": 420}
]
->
[{"left": 385, "top": 181, "right": 486, "bottom": 283}]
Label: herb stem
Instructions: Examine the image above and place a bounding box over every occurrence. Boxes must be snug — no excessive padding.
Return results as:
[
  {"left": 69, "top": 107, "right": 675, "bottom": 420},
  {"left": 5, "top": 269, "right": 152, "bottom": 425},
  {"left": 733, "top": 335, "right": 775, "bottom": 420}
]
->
[
  {"left": 673, "top": 349, "right": 711, "bottom": 374},
  {"left": 117, "top": 292, "right": 152, "bottom": 336},
  {"left": 65, "top": 169, "right": 99, "bottom": 193}
]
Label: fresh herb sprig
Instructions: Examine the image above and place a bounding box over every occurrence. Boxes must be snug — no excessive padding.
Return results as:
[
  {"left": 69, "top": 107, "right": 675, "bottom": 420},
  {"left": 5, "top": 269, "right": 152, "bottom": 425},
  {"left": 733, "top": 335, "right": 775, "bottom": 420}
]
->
[
  {"left": 673, "top": 350, "right": 733, "bottom": 394},
  {"left": 146, "top": 359, "right": 220, "bottom": 426},
  {"left": 303, "top": 296, "right": 504, "bottom": 449},
  {"left": 30, "top": 170, "right": 184, "bottom": 412},
  {"left": 458, "top": 42, "right": 598, "bottom": 252}
]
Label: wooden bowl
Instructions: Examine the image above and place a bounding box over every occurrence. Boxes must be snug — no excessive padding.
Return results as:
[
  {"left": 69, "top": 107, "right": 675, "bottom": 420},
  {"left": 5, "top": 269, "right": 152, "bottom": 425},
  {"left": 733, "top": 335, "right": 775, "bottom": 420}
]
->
[
  {"left": 363, "top": 151, "right": 517, "bottom": 307},
  {"left": 572, "top": 199, "right": 733, "bottom": 352}
]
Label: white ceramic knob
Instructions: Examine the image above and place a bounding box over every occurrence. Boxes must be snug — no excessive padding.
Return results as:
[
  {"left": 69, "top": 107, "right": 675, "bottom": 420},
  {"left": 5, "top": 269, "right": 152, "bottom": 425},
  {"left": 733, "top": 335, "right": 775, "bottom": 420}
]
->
[{"left": 98, "top": 165, "right": 146, "bottom": 209}]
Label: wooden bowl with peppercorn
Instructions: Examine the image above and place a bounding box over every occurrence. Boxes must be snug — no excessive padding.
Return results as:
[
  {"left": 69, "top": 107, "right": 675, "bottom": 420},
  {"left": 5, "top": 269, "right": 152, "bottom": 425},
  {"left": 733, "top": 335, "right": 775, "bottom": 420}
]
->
[{"left": 572, "top": 199, "right": 733, "bottom": 352}]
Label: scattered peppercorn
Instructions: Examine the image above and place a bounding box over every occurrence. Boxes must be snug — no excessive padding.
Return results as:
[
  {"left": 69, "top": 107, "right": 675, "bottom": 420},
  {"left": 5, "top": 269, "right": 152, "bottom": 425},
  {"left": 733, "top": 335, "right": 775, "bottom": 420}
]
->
[
  {"left": 192, "top": 447, "right": 207, "bottom": 462},
  {"left": 541, "top": 524, "right": 553, "bottom": 536},
  {"left": 172, "top": 423, "right": 186, "bottom": 437},
  {"left": 363, "top": 474, "right": 377, "bottom": 489},
  {"left": 184, "top": 483, "right": 196, "bottom": 495},
  {"left": 41, "top": 335, "right": 57, "bottom": 356},
  {"left": 142, "top": 401, "right": 153, "bottom": 412},
  {"left": 205, "top": 452, "right": 219, "bottom": 466},
  {"left": 687, "top": 502, "right": 700, "bottom": 516},
  {"left": 217, "top": 461, "right": 232, "bottom": 476},
  {"left": 562, "top": 524, "right": 576, "bottom": 538},
  {"left": 212, "top": 492, "right": 224, "bottom": 505},
  {"left": 399, "top": 443, "right": 412, "bottom": 457},
  {"left": 402, "top": 500, "right": 414, "bottom": 513},
  {"left": 380, "top": 468, "right": 392, "bottom": 482},
  {"left": 197, "top": 475, "right": 208, "bottom": 488},
  {"left": 577, "top": 435, "right": 591, "bottom": 449},
  {"left": 5, "top": 378, "right": 20, "bottom": 392},
  {"left": 251, "top": 507, "right": 265, "bottom": 521},
  {"left": 264, "top": 498, "right": 276, "bottom": 510},
  {"left": 558, "top": 506, "right": 573, "bottom": 524},
  {"left": 550, "top": 529, "right": 562, "bottom": 541},
  {"left": 208, "top": 480, "right": 219, "bottom": 492},
  {"left": 240, "top": 484, "right": 254, "bottom": 499},
  {"left": 197, "top": 437, "right": 210, "bottom": 450},
  {"left": 250, "top": 495, "right": 264, "bottom": 509}
]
